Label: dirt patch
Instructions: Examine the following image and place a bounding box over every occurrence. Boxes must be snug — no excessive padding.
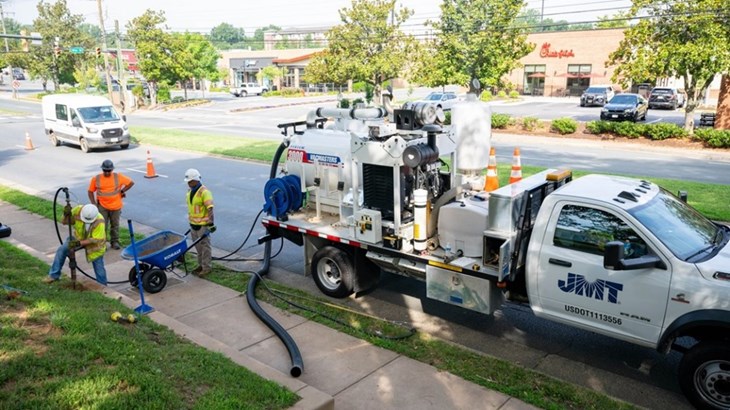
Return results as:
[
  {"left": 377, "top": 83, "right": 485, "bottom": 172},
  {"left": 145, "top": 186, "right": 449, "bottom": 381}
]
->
[{"left": 1, "top": 304, "right": 62, "bottom": 357}]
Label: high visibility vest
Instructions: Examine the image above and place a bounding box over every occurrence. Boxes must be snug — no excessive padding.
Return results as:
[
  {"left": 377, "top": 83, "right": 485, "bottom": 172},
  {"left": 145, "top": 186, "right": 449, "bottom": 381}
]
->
[
  {"left": 187, "top": 185, "right": 214, "bottom": 225},
  {"left": 90, "top": 172, "right": 132, "bottom": 211},
  {"left": 71, "top": 205, "right": 106, "bottom": 262}
]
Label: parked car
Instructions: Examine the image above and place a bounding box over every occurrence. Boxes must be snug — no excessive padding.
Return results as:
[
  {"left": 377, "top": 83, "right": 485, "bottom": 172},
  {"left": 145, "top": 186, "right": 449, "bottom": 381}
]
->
[
  {"left": 580, "top": 85, "right": 615, "bottom": 107},
  {"left": 600, "top": 93, "right": 648, "bottom": 122},
  {"left": 648, "top": 87, "right": 685, "bottom": 110},
  {"left": 230, "top": 83, "right": 267, "bottom": 97},
  {"left": 12, "top": 68, "right": 25, "bottom": 80},
  {"left": 416, "top": 91, "right": 460, "bottom": 111}
]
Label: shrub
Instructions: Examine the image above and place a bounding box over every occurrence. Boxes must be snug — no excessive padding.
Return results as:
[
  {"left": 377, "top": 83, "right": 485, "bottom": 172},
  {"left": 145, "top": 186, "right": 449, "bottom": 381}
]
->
[
  {"left": 492, "top": 113, "right": 511, "bottom": 129},
  {"left": 339, "top": 98, "right": 350, "bottom": 108},
  {"left": 522, "top": 116, "right": 539, "bottom": 131},
  {"left": 480, "top": 90, "right": 493, "bottom": 102},
  {"left": 364, "top": 84, "right": 374, "bottom": 104},
  {"left": 585, "top": 120, "right": 615, "bottom": 134},
  {"left": 157, "top": 84, "right": 171, "bottom": 103},
  {"left": 352, "top": 81, "right": 367, "bottom": 92},
  {"left": 550, "top": 117, "right": 578, "bottom": 135},
  {"left": 352, "top": 98, "right": 365, "bottom": 107},
  {"left": 693, "top": 128, "right": 730, "bottom": 148},
  {"left": 612, "top": 121, "right": 644, "bottom": 139},
  {"left": 497, "top": 90, "right": 508, "bottom": 99},
  {"left": 443, "top": 111, "right": 452, "bottom": 125},
  {"left": 645, "top": 123, "right": 687, "bottom": 140},
  {"left": 509, "top": 90, "right": 520, "bottom": 99}
]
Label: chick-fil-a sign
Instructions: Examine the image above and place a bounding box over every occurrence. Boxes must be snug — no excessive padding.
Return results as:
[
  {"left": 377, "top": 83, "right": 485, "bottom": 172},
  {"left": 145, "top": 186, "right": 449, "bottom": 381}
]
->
[{"left": 539, "top": 43, "right": 575, "bottom": 58}]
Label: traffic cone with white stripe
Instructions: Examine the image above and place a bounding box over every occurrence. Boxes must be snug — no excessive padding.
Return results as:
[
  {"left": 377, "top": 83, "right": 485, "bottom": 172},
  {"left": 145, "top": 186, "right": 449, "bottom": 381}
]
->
[
  {"left": 509, "top": 147, "right": 522, "bottom": 184},
  {"left": 484, "top": 147, "right": 499, "bottom": 192},
  {"left": 144, "top": 150, "right": 158, "bottom": 178},
  {"left": 24, "top": 132, "right": 35, "bottom": 150}
]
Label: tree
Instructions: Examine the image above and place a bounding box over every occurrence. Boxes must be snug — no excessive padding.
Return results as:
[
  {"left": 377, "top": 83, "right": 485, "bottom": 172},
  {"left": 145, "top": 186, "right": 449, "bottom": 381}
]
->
[
  {"left": 28, "top": 0, "right": 93, "bottom": 90},
  {"left": 304, "top": 0, "right": 418, "bottom": 104},
  {"left": 210, "top": 23, "right": 245, "bottom": 48},
  {"left": 595, "top": 11, "right": 631, "bottom": 29},
  {"left": 257, "top": 65, "right": 285, "bottom": 88},
  {"left": 250, "top": 25, "right": 281, "bottom": 50},
  {"left": 126, "top": 10, "right": 189, "bottom": 106},
  {"left": 515, "top": 9, "right": 576, "bottom": 32},
  {"left": 608, "top": 0, "right": 730, "bottom": 131},
  {"left": 182, "top": 32, "right": 221, "bottom": 98},
  {"left": 424, "top": 0, "right": 533, "bottom": 94}
]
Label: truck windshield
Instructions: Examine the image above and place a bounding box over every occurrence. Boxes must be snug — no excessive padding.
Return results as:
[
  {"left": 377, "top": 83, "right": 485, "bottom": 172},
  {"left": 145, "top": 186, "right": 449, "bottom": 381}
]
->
[
  {"left": 629, "top": 188, "right": 719, "bottom": 261},
  {"left": 78, "top": 106, "right": 120, "bottom": 123}
]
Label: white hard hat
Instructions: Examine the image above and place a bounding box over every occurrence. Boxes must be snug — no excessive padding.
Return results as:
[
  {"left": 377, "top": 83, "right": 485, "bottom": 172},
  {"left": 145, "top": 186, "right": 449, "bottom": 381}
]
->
[
  {"left": 80, "top": 204, "right": 99, "bottom": 223},
  {"left": 184, "top": 168, "right": 201, "bottom": 183}
]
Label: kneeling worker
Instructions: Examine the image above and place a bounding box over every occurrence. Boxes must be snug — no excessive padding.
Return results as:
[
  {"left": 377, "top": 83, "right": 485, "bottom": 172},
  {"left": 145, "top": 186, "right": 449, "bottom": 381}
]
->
[{"left": 44, "top": 204, "right": 108, "bottom": 285}]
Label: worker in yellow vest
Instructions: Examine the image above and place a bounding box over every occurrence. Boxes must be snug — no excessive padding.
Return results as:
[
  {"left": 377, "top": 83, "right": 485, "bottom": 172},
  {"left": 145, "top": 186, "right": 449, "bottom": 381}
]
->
[
  {"left": 43, "top": 204, "right": 107, "bottom": 285},
  {"left": 184, "top": 169, "right": 215, "bottom": 276}
]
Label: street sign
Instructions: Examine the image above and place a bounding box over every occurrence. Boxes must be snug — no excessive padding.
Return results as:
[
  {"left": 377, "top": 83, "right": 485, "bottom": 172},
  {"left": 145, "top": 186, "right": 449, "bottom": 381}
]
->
[
  {"left": 12, "top": 80, "right": 20, "bottom": 89},
  {"left": 69, "top": 46, "right": 84, "bottom": 54}
]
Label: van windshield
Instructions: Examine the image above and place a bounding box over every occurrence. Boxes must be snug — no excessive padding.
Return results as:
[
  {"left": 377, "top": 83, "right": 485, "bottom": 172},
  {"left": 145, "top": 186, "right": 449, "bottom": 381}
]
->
[{"left": 77, "top": 106, "right": 120, "bottom": 123}]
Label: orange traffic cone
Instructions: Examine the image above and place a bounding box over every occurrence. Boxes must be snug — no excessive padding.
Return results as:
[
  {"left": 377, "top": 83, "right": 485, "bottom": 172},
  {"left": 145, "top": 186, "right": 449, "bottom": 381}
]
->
[
  {"left": 24, "top": 132, "right": 35, "bottom": 150},
  {"left": 509, "top": 147, "right": 523, "bottom": 184},
  {"left": 144, "top": 150, "right": 158, "bottom": 178},
  {"left": 484, "top": 147, "right": 500, "bottom": 192}
]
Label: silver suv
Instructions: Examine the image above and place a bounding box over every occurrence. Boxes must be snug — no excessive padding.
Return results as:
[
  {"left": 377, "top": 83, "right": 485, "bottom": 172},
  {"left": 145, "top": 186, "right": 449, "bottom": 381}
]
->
[
  {"left": 580, "top": 85, "right": 615, "bottom": 107},
  {"left": 648, "top": 87, "right": 685, "bottom": 110}
]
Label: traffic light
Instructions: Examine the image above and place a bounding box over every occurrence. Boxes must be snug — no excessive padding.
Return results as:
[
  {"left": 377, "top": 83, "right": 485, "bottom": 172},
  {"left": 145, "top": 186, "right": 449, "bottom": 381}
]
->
[{"left": 95, "top": 47, "right": 101, "bottom": 57}]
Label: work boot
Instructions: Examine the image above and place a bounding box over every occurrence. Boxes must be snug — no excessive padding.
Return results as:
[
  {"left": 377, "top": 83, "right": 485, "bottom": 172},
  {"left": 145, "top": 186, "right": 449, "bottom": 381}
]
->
[
  {"left": 42, "top": 276, "right": 58, "bottom": 284},
  {"left": 198, "top": 268, "right": 211, "bottom": 277},
  {"left": 111, "top": 242, "right": 121, "bottom": 250},
  {"left": 191, "top": 266, "right": 203, "bottom": 275}
]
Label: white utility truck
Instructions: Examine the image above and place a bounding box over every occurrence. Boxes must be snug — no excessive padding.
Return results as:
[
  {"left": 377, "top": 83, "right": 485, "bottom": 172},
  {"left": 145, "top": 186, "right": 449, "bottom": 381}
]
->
[
  {"left": 261, "top": 97, "right": 730, "bottom": 410},
  {"left": 42, "top": 94, "right": 130, "bottom": 153}
]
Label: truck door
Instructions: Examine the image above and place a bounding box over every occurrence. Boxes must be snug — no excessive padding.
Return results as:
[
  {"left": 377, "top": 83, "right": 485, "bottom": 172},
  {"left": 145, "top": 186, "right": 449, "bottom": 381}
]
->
[{"left": 534, "top": 203, "right": 671, "bottom": 345}]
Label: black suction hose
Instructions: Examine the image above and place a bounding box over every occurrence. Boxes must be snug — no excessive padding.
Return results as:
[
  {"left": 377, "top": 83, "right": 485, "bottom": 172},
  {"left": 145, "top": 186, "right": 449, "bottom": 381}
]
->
[{"left": 246, "top": 140, "right": 303, "bottom": 377}]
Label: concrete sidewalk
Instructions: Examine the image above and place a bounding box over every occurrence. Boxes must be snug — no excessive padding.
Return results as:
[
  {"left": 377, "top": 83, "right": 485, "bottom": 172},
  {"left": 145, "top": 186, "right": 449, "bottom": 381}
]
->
[{"left": 0, "top": 200, "right": 539, "bottom": 410}]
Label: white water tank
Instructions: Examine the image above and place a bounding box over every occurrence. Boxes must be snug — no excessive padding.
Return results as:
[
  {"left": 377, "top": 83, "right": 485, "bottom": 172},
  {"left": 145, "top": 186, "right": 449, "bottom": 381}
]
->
[{"left": 452, "top": 95, "right": 491, "bottom": 173}]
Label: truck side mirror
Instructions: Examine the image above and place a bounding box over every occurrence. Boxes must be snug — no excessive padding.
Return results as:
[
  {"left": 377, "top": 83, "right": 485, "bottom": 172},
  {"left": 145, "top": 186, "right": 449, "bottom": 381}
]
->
[
  {"left": 604, "top": 240, "right": 666, "bottom": 270},
  {"left": 71, "top": 118, "right": 81, "bottom": 128},
  {"left": 604, "top": 241, "right": 624, "bottom": 270},
  {"left": 122, "top": 115, "right": 127, "bottom": 122}
]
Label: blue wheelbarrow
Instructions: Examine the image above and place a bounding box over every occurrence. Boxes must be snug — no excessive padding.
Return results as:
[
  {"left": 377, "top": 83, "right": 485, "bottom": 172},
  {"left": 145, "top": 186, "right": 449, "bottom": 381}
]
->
[{"left": 121, "top": 230, "right": 204, "bottom": 293}]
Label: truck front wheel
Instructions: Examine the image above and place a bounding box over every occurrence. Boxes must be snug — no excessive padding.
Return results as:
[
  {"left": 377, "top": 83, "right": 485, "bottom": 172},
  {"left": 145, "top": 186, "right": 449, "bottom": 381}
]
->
[
  {"left": 679, "top": 340, "right": 730, "bottom": 409},
  {"left": 311, "top": 246, "right": 354, "bottom": 298}
]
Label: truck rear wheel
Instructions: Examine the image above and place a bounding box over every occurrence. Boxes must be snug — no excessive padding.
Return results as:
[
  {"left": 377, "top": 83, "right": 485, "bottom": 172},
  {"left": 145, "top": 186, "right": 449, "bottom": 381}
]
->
[
  {"left": 679, "top": 340, "right": 730, "bottom": 409},
  {"left": 49, "top": 132, "right": 60, "bottom": 146},
  {"left": 311, "top": 246, "right": 354, "bottom": 298}
]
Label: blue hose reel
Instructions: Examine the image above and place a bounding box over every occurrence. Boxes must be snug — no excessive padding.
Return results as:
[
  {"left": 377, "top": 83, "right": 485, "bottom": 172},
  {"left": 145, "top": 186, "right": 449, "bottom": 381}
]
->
[{"left": 263, "top": 175, "right": 303, "bottom": 218}]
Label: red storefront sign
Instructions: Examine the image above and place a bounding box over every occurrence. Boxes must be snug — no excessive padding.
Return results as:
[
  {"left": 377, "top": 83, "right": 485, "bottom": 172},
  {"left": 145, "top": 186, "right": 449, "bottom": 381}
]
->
[{"left": 539, "top": 43, "right": 575, "bottom": 58}]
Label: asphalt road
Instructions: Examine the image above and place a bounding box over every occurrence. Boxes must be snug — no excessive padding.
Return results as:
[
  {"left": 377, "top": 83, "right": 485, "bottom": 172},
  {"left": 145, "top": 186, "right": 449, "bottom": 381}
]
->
[{"left": 0, "top": 89, "right": 722, "bottom": 409}]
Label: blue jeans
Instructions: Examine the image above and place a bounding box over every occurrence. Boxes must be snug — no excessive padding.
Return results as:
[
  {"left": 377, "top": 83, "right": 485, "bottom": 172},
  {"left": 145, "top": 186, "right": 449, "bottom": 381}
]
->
[{"left": 48, "top": 237, "right": 107, "bottom": 285}]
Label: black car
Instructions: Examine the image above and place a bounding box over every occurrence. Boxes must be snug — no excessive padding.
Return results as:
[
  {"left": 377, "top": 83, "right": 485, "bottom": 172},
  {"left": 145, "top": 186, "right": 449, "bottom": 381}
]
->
[
  {"left": 600, "top": 93, "right": 648, "bottom": 122},
  {"left": 12, "top": 69, "right": 25, "bottom": 80}
]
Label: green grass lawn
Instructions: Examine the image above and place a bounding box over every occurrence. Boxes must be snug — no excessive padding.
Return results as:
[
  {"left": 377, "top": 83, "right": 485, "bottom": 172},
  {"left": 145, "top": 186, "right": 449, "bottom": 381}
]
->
[{"left": 0, "top": 241, "right": 298, "bottom": 409}]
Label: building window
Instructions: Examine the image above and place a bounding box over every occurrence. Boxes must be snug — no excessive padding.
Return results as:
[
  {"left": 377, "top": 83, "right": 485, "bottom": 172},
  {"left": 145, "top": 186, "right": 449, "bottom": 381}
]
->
[
  {"left": 524, "top": 64, "right": 546, "bottom": 96},
  {"left": 566, "top": 64, "right": 592, "bottom": 96}
]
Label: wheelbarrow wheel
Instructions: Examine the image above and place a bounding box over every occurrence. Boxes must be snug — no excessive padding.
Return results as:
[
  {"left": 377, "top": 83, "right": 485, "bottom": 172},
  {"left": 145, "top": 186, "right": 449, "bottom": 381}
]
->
[
  {"left": 128, "top": 263, "right": 151, "bottom": 288},
  {"left": 142, "top": 268, "right": 167, "bottom": 294}
]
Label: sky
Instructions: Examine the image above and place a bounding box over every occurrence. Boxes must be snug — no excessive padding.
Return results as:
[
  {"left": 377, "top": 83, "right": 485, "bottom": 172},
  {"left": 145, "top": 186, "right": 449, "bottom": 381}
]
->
[{"left": 6, "top": 0, "right": 633, "bottom": 34}]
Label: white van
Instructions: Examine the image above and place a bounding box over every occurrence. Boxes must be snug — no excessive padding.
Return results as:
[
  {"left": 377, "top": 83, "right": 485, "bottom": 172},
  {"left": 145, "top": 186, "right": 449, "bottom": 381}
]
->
[{"left": 42, "top": 94, "right": 130, "bottom": 153}]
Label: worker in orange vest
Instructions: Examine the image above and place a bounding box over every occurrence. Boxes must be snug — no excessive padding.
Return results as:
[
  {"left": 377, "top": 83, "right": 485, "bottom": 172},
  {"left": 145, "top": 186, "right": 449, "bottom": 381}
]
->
[{"left": 88, "top": 159, "right": 134, "bottom": 250}]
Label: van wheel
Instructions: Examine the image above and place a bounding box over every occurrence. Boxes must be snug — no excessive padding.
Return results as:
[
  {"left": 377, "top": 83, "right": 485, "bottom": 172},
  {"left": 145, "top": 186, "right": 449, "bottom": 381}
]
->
[
  {"left": 49, "top": 133, "right": 60, "bottom": 147},
  {"left": 241, "top": 90, "right": 248, "bottom": 97},
  {"left": 79, "top": 138, "right": 90, "bottom": 153},
  {"left": 120, "top": 144, "right": 129, "bottom": 149},
  {"left": 311, "top": 246, "right": 354, "bottom": 298}
]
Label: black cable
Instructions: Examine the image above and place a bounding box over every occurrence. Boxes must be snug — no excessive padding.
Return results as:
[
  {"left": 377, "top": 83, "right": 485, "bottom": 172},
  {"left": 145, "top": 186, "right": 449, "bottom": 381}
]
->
[
  {"left": 52, "top": 187, "right": 129, "bottom": 285},
  {"left": 212, "top": 209, "right": 265, "bottom": 261}
]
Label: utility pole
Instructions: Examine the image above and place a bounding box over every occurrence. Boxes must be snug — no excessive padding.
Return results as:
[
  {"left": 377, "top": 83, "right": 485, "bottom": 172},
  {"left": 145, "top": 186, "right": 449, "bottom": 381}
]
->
[
  {"left": 115, "top": 20, "right": 125, "bottom": 112},
  {"left": 96, "top": 0, "right": 114, "bottom": 103},
  {"left": 0, "top": 1, "right": 9, "bottom": 53}
]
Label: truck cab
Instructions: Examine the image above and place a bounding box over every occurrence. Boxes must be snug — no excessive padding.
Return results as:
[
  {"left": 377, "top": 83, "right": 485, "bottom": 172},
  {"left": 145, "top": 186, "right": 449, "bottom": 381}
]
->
[{"left": 42, "top": 94, "right": 130, "bottom": 153}]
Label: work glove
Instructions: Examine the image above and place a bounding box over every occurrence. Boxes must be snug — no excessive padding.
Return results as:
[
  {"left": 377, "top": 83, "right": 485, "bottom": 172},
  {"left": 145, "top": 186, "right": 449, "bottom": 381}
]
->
[
  {"left": 63, "top": 204, "right": 73, "bottom": 219},
  {"left": 207, "top": 224, "right": 217, "bottom": 233},
  {"left": 68, "top": 239, "right": 81, "bottom": 250}
]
